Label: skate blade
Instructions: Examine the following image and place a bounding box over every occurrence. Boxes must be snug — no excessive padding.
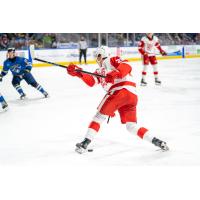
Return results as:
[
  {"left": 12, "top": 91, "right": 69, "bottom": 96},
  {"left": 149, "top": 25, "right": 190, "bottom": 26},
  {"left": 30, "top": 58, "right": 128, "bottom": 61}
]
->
[
  {"left": 156, "top": 146, "right": 169, "bottom": 152},
  {"left": 155, "top": 83, "right": 161, "bottom": 86},
  {"left": 0, "top": 107, "right": 8, "bottom": 113},
  {"left": 20, "top": 97, "right": 27, "bottom": 100},
  {"left": 140, "top": 83, "right": 147, "bottom": 86},
  {"left": 3, "top": 107, "right": 9, "bottom": 112},
  {"left": 75, "top": 147, "right": 93, "bottom": 154},
  {"left": 75, "top": 147, "right": 86, "bottom": 154},
  {"left": 44, "top": 93, "right": 50, "bottom": 98},
  {"left": 164, "top": 146, "right": 170, "bottom": 151}
]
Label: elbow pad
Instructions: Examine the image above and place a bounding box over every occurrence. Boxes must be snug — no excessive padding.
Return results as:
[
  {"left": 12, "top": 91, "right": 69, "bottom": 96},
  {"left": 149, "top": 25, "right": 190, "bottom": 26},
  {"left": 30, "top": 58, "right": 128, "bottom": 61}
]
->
[{"left": 117, "top": 63, "right": 132, "bottom": 78}]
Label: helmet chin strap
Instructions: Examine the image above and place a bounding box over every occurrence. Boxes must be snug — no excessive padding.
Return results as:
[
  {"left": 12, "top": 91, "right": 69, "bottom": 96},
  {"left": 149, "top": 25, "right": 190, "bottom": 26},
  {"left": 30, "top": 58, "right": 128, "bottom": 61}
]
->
[
  {"left": 96, "top": 58, "right": 102, "bottom": 66},
  {"left": 101, "top": 57, "right": 109, "bottom": 68},
  {"left": 96, "top": 56, "right": 107, "bottom": 67}
]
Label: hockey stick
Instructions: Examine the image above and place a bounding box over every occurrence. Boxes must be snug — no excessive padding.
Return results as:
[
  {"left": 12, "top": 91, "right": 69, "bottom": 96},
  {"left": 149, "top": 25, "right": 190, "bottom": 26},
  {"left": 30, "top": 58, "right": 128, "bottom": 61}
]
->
[
  {"left": 29, "top": 45, "right": 106, "bottom": 78},
  {"left": 107, "top": 116, "right": 111, "bottom": 124},
  {"left": 145, "top": 50, "right": 182, "bottom": 56}
]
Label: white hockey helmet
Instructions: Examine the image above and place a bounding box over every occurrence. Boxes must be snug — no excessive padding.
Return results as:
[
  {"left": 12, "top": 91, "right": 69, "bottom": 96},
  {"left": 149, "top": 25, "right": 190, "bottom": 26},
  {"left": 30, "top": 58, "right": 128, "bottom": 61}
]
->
[
  {"left": 95, "top": 46, "right": 110, "bottom": 59},
  {"left": 146, "top": 33, "right": 154, "bottom": 38},
  {"left": 7, "top": 47, "right": 16, "bottom": 53}
]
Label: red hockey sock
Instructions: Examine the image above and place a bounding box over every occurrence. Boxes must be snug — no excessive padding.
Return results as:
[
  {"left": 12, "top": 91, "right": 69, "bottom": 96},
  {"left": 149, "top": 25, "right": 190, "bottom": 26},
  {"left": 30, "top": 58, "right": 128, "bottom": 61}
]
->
[
  {"left": 88, "top": 121, "right": 100, "bottom": 132},
  {"left": 137, "top": 127, "right": 148, "bottom": 139}
]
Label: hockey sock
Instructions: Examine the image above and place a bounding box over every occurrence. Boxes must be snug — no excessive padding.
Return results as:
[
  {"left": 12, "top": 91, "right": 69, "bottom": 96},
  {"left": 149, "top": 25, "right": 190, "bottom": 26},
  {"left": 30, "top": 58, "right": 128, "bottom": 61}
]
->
[
  {"left": 126, "top": 122, "right": 154, "bottom": 142},
  {"left": 142, "top": 64, "right": 148, "bottom": 80},
  {"left": 142, "top": 71, "right": 147, "bottom": 80},
  {"left": 85, "top": 112, "right": 106, "bottom": 141},
  {"left": 154, "top": 71, "right": 159, "bottom": 79},
  {"left": 152, "top": 65, "right": 159, "bottom": 78},
  {"left": 85, "top": 121, "right": 100, "bottom": 140},
  {"left": 36, "top": 84, "right": 45, "bottom": 93},
  {"left": 0, "top": 95, "right": 5, "bottom": 103},
  {"left": 14, "top": 85, "right": 25, "bottom": 96}
]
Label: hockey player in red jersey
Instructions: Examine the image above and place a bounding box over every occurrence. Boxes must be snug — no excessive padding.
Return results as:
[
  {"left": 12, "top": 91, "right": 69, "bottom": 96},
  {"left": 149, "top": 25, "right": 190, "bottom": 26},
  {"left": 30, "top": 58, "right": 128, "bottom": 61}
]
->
[
  {"left": 138, "top": 33, "right": 167, "bottom": 86},
  {"left": 67, "top": 46, "right": 169, "bottom": 154}
]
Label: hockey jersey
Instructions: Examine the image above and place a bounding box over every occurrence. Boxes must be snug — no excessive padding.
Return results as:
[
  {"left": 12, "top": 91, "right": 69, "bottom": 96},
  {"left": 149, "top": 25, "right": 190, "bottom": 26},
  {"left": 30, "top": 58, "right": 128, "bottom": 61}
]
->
[
  {"left": 81, "top": 56, "right": 137, "bottom": 95},
  {"left": 138, "top": 35, "right": 164, "bottom": 56},
  {"left": 1, "top": 56, "right": 32, "bottom": 77}
]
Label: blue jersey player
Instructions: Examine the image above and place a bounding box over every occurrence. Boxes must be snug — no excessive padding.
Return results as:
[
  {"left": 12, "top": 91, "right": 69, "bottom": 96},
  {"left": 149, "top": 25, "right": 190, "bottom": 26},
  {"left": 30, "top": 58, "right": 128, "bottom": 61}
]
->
[
  {"left": 0, "top": 92, "right": 8, "bottom": 110},
  {"left": 0, "top": 48, "right": 49, "bottom": 99}
]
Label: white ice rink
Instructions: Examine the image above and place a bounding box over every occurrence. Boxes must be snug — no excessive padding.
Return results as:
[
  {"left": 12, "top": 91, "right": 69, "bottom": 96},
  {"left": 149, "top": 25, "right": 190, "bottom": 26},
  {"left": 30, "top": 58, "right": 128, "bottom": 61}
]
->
[{"left": 0, "top": 58, "right": 200, "bottom": 166}]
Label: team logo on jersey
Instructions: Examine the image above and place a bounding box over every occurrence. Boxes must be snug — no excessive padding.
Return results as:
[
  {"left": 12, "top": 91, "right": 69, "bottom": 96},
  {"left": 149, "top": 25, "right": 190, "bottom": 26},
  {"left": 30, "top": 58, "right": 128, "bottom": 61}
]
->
[
  {"left": 98, "top": 67, "right": 107, "bottom": 87},
  {"left": 11, "top": 64, "right": 21, "bottom": 73},
  {"left": 146, "top": 43, "right": 154, "bottom": 51}
]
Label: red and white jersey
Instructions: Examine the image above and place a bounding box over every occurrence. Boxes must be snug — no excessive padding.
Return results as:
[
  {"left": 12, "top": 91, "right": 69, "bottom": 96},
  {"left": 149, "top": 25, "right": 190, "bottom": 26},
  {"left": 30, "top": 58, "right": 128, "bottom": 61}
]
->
[
  {"left": 94, "top": 56, "right": 137, "bottom": 95},
  {"left": 138, "top": 35, "right": 162, "bottom": 56}
]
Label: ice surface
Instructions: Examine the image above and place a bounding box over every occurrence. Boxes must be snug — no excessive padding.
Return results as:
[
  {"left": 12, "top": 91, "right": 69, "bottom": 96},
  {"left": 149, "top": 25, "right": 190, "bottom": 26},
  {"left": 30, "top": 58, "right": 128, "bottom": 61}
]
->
[{"left": 0, "top": 58, "right": 200, "bottom": 166}]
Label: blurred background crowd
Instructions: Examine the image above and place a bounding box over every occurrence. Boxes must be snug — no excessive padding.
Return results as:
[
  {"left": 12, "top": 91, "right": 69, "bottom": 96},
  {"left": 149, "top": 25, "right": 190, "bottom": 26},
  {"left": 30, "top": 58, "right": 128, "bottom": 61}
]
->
[{"left": 1, "top": 33, "right": 200, "bottom": 50}]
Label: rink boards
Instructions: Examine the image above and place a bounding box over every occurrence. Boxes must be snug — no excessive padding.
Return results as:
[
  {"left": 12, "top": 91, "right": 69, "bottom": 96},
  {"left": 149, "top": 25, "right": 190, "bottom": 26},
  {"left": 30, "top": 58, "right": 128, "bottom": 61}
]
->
[{"left": 0, "top": 45, "right": 200, "bottom": 68}]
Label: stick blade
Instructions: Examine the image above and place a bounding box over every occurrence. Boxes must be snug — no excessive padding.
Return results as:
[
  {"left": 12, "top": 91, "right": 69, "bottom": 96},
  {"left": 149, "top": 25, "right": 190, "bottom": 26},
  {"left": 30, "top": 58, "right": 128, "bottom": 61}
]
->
[{"left": 29, "top": 44, "right": 35, "bottom": 59}]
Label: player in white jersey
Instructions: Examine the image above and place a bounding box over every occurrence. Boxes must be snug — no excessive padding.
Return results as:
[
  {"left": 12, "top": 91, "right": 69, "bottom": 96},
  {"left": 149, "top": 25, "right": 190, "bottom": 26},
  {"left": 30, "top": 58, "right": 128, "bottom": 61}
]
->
[
  {"left": 66, "top": 46, "right": 169, "bottom": 154},
  {"left": 138, "top": 33, "right": 167, "bottom": 86}
]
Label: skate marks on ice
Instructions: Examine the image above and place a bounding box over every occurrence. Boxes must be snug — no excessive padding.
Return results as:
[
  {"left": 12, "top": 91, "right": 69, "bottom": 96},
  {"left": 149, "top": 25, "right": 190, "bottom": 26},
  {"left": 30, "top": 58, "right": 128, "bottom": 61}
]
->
[
  {"left": 0, "top": 133, "right": 171, "bottom": 165},
  {"left": 78, "top": 137, "right": 200, "bottom": 166},
  {"left": 0, "top": 104, "right": 9, "bottom": 113},
  {"left": 8, "top": 96, "right": 49, "bottom": 106},
  {"left": 0, "top": 136, "right": 82, "bottom": 165},
  {"left": 78, "top": 138, "right": 172, "bottom": 166},
  {"left": 0, "top": 108, "right": 8, "bottom": 114},
  {"left": 1, "top": 135, "right": 199, "bottom": 166}
]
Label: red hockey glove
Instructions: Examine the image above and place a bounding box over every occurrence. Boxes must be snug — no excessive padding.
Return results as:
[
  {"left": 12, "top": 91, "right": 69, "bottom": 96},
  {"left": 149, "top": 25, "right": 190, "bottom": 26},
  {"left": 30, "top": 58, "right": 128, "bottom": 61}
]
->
[
  {"left": 105, "top": 71, "right": 120, "bottom": 84},
  {"left": 161, "top": 51, "right": 167, "bottom": 56},
  {"left": 67, "top": 64, "right": 83, "bottom": 78}
]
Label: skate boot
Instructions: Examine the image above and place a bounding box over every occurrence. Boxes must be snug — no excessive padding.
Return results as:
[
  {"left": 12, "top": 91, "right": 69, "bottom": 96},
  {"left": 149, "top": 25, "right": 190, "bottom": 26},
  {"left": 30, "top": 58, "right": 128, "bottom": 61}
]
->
[
  {"left": 2, "top": 101, "right": 8, "bottom": 111},
  {"left": 152, "top": 137, "right": 169, "bottom": 151},
  {"left": 75, "top": 138, "right": 91, "bottom": 154},
  {"left": 155, "top": 78, "right": 161, "bottom": 85},
  {"left": 43, "top": 91, "right": 49, "bottom": 98},
  {"left": 20, "top": 93, "right": 26, "bottom": 100},
  {"left": 141, "top": 78, "right": 147, "bottom": 86}
]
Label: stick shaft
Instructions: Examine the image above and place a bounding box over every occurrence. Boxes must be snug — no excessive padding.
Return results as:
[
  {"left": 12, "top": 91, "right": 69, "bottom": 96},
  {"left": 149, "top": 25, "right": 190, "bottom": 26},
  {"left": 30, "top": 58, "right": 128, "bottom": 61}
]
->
[
  {"left": 76, "top": 69, "right": 105, "bottom": 78},
  {"left": 34, "top": 58, "right": 106, "bottom": 78},
  {"left": 34, "top": 58, "right": 66, "bottom": 68}
]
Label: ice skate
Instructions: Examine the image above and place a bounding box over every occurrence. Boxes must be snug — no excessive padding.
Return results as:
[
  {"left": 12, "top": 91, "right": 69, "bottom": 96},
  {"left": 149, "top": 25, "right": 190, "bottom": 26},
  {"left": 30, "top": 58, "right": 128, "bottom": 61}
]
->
[
  {"left": 20, "top": 93, "right": 26, "bottom": 100},
  {"left": 2, "top": 102, "right": 8, "bottom": 111},
  {"left": 155, "top": 78, "right": 161, "bottom": 85},
  {"left": 141, "top": 78, "right": 147, "bottom": 86},
  {"left": 75, "top": 138, "right": 91, "bottom": 154},
  {"left": 43, "top": 91, "right": 49, "bottom": 98},
  {"left": 152, "top": 137, "right": 169, "bottom": 151}
]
